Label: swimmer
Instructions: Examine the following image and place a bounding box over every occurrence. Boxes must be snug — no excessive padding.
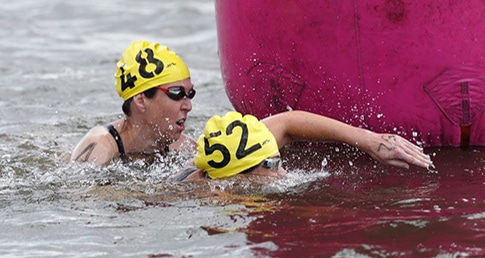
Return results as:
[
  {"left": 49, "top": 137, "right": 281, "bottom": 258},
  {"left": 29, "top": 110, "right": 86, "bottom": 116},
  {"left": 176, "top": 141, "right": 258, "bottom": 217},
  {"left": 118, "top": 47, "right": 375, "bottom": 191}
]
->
[
  {"left": 67, "top": 40, "right": 197, "bottom": 166},
  {"left": 171, "top": 111, "right": 434, "bottom": 181}
]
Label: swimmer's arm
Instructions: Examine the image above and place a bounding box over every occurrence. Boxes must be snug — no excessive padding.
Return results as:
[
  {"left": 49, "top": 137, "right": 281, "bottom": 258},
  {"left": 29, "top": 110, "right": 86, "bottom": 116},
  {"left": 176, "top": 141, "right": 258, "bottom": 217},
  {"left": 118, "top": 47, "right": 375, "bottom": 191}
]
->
[
  {"left": 262, "top": 111, "right": 363, "bottom": 147},
  {"left": 170, "top": 162, "right": 205, "bottom": 182},
  {"left": 69, "top": 126, "right": 118, "bottom": 166},
  {"left": 262, "top": 110, "right": 434, "bottom": 169}
]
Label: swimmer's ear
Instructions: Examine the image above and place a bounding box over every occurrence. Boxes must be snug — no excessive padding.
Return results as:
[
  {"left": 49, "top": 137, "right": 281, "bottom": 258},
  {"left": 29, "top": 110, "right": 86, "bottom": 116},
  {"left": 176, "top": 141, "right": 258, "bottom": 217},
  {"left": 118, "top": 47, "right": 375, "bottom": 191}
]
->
[{"left": 132, "top": 94, "right": 146, "bottom": 113}]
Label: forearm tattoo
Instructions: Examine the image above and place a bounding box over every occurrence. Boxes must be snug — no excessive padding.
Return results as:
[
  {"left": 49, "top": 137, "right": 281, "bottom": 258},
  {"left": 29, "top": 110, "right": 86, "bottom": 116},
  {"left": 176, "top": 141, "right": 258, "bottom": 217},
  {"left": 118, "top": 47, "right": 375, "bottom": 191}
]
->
[
  {"left": 377, "top": 135, "right": 397, "bottom": 152},
  {"left": 74, "top": 142, "right": 96, "bottom": 162}
]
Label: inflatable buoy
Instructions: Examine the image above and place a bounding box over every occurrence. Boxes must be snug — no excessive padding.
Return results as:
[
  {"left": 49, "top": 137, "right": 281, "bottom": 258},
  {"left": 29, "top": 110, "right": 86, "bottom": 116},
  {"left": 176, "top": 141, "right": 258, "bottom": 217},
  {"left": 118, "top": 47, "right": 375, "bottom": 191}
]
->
[{"left": 215, "top": 0, "right": 485, "bottom": 146}]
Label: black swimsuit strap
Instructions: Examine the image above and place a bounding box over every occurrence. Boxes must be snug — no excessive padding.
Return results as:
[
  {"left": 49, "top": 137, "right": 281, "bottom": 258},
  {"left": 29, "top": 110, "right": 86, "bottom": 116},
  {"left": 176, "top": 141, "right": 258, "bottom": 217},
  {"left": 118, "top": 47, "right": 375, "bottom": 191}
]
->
[
  {"left": 171, "top": 166, "right": 200, "bottom": 182},
  {"left": 107, "top": 124, "right": 125, "bottom": 157}
]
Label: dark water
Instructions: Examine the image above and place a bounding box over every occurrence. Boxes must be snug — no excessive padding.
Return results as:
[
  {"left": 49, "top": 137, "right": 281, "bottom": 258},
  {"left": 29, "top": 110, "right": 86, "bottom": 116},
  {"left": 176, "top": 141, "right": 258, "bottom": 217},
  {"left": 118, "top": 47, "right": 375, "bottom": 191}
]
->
[
  {"left": 1, "top": 0, "right": 485, "bottom": 257},
  {"left": 251, "top": 146, "right": 485, "bottom": 257}
]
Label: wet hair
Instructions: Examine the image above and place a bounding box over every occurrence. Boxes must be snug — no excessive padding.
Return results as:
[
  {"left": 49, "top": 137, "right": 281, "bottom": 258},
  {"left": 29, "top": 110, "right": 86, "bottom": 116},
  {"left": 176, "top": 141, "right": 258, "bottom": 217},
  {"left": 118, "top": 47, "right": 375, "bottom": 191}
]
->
[{"left": 121, "top": 87, "right": 158, "bottom": 116}]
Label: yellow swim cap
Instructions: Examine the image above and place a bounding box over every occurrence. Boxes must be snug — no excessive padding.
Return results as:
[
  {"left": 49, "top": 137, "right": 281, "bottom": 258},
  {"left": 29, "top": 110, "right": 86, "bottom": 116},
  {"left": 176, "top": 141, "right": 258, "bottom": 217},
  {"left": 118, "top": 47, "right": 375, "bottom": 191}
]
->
[
  {"left": 115, "top": 40, "right": 190, "bottom": 101},
  {"left": 195, "top": 111, "right": 279, "bottom": 179}
]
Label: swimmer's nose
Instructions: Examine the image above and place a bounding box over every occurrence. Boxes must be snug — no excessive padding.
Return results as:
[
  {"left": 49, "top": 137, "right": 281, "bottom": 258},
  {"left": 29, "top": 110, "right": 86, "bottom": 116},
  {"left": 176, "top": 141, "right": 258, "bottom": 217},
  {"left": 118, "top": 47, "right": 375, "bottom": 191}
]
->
[{"left": 181, "top": 97, "right": 192, "bottom": 111}]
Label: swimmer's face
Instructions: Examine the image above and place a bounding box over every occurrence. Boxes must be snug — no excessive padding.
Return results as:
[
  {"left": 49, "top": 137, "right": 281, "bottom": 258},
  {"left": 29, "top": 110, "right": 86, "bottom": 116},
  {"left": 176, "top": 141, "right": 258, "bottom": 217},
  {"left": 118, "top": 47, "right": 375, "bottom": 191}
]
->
[{"left": 145, "top": 78, "right": 194, "bottom": 143}]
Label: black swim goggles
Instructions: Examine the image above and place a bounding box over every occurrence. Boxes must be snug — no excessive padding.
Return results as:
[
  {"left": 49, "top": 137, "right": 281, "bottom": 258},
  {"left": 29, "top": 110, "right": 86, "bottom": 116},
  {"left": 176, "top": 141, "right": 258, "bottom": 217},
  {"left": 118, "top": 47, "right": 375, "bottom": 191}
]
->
[
  {"left": 239, "top": 156, "right": 282, "bottom": 175},
  {"left": 157, "top": 86, "right": 196, "bottom": 101},
  {"left": 260, "top": 157, "right": 282, "bottom": 172}
]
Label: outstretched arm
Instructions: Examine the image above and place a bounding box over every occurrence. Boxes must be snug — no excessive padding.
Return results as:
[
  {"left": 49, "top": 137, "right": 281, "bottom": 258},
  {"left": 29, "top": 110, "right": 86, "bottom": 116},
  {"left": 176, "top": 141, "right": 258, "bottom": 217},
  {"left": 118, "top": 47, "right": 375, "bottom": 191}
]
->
[{"left": 261, "top": 111, "right": 434, "bottom": 169}]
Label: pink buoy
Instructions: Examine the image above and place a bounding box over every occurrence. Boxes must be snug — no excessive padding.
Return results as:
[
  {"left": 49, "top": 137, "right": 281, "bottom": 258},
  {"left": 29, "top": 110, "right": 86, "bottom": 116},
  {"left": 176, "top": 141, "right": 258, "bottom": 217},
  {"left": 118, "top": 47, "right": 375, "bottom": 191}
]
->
[{"left": 215, "top": 0, "right": 485, "bottom": 147}]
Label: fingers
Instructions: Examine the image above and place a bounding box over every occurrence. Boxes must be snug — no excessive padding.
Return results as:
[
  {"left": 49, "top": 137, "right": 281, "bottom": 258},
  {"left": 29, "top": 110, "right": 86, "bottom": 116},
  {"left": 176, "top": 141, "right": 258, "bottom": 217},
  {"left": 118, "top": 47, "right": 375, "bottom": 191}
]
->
[
  {"left": 386, "top": 159, "right": 410, "bottom": 169},
  {"left": 403, "top": 153, "right": 434, "bottom": 169},
  {"left": 394, "top": 136, "right": 435, "bottom": 169},
  {"left": 378, "top": 134, "right": 433, "bottom": 169},
  {"left": 370, "top": 133, "right": 435, "bottom": 170},
  {"left": 386, "top": 154, "right": 433, "bottom": 170}
]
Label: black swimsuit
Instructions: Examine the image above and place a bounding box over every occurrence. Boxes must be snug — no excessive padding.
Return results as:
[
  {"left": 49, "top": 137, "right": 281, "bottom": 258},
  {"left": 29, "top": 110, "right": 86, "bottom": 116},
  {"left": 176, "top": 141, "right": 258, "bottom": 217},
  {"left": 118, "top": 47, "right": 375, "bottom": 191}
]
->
[
  {"left": 106, "top": 125, "right": 191, "bottom": 180},
  {"left": 107, "top": 124, "right": 125, "bottom": 158},
  {"left": 106, "top": 124, "right": 170, "bottom": 159}
]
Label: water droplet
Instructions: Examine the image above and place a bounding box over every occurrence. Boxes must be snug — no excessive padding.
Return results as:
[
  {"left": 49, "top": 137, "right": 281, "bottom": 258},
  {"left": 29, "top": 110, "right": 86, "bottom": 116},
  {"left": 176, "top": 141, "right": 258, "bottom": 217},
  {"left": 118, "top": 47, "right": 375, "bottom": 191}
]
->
[{"left": 321, "top": 158, "right": 328, "bottom": 167}]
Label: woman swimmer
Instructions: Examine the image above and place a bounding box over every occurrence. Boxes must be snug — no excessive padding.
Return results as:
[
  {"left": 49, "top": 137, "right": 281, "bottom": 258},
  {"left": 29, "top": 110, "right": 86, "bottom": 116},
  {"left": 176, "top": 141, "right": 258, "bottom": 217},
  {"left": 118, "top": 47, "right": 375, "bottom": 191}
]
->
[
  {"left": 68, "top": 40, "right": 197, "bottom": 166},
  {"left": 172, "top": 111, "right": 434, "bottom": 181}
]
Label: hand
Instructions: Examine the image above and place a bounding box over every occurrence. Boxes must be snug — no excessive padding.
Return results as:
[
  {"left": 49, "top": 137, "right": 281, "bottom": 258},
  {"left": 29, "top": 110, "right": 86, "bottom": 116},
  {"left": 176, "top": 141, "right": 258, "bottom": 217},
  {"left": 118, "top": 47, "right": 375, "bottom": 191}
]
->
[{"left": 365, "top": 133, "right": 434, "bottom": 170}]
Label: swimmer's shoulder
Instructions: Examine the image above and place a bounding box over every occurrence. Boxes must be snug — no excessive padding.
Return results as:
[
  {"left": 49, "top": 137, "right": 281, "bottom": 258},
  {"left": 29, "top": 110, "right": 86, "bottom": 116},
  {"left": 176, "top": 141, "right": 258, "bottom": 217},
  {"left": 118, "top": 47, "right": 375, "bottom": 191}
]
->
[{"left": 69, "top": 125, "right": 119, "bottom": 166}]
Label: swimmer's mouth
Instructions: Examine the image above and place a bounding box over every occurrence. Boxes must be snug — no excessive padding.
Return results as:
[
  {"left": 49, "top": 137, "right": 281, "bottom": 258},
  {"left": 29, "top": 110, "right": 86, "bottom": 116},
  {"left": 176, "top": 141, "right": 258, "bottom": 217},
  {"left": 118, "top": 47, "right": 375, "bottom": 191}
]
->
[{"left": 176, "top": 119, "right": 185, "bottom": 126}]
